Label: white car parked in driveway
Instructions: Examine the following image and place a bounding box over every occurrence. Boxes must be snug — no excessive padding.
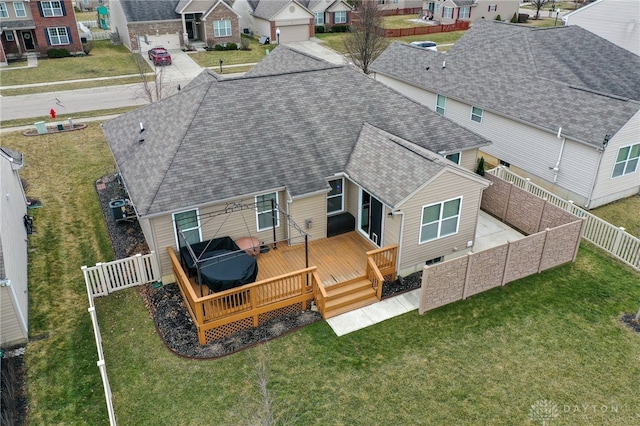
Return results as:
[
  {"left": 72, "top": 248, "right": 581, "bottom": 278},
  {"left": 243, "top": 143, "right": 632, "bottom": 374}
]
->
[{"left": 410, "top": 41, "right": 437, "bottom": 51}]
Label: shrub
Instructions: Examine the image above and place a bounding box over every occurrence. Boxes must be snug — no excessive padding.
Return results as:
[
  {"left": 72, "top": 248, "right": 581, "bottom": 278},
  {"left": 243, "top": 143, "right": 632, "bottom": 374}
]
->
[
  {"left": 240, "top": 36, "right": 250, "bottom": 50},
  {"left": 214, "top": 44, "right": 224, "bottom": 51},
  {"left": 315, "top": 25, "right": 325, "bottom": 34},
  {"left": 476, "top": 157, "right": 486, "bottom": 176},
  {"left": 510, "top": 12, "right": 518, "bottom": 23},
  {"left": 47, "top": 48, "right": 71, "bottom": 58},
  {"left": 495, "top": 14, "right": 501, "bottom": 21},
  {"left": 227, "top": 42, "right": 237, "bottom": 50},
  {"left": 331, "top": 24, "right": 350, "bottom": 33}
]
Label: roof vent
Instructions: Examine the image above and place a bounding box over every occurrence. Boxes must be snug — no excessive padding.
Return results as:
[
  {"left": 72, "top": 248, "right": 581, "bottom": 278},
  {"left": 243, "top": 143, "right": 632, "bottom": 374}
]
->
[{"left": 442, "top": 60, "right": 446, "bottom": 69}]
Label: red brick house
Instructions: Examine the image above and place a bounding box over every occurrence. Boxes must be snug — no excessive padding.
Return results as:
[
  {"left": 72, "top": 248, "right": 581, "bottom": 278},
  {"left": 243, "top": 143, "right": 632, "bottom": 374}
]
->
[{"left": 0, "top": 0, "right": 83, "bottom": 65}]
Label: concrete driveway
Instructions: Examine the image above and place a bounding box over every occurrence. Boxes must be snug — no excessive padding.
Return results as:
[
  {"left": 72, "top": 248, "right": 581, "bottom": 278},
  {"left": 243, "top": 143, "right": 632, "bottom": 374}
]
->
[{"left": 144, "top": 48, "right": 204, "bottom": 84}]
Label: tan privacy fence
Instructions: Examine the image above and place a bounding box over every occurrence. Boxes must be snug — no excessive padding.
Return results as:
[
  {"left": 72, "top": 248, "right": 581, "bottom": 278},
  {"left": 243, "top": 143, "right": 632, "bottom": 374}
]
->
[{"left": 419, "top": 173, "right": 585, "bottom": 314}]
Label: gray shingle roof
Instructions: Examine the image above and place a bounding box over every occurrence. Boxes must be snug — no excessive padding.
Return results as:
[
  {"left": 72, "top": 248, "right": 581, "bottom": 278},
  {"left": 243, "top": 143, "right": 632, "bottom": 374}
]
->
[
  {"left": 245, "top": 45, "right": 339, "bottom": 77},
  {"left": 103, "top": 49, "right": 491, "bottom": 217},
  {"left": 370, "top": 20, "right": 640, "bottom": 148},
  {"left": 120, "top": 0, "right": 181, "bottom": 22}
]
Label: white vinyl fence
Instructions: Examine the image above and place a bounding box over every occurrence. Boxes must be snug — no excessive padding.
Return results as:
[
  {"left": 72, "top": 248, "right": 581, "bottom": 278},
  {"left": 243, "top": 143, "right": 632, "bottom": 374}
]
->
[
  {"left": 82, "top": 252, "right": 160, "bottom": 297},
  {"left": 487, "top": 166, "right": 640, "bottom": 271},
  {"left": 81, "top": 252, "right": 161, "bottom": 425}
]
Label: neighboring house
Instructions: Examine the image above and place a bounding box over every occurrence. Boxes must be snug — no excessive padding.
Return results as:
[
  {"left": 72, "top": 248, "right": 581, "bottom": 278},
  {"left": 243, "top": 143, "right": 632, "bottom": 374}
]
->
[
  {"left": 235, "top": 0, "right": 315, "bottom": 43},
  {"left": 0, "top": 147, "right": 29, "bottom": 348},
  {"left": 102, "top": 46, "right": 492, "bottom": 283},
  {"left": 301, "top": 0, "right": 352, "bottom": 32},
  {"left": 423, "top": 0, "right": 519, "bottom": 24},
  {"left": 75, "top": 0, "right": 107, "bottom": 12},
  {"left": 370, "top": 21, "right": 640, "bottom": 209},
  {"left": 0, "top": 0, "right": 83, "bottom": 66},
  {"left": 109, "top": 0, "right": 240, "bottom": 52},
  {"left": 563, "top": 0, "right": 640, "bottom": 56},
  {"left": 377, "top": 0, "right": 422, "bottom": 13}
]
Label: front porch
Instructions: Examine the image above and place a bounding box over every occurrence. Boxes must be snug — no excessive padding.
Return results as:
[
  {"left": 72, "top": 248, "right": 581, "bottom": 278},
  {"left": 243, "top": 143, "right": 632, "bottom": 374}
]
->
[{"left": 167, "top": 231, "right": 398, "bottom": 344}]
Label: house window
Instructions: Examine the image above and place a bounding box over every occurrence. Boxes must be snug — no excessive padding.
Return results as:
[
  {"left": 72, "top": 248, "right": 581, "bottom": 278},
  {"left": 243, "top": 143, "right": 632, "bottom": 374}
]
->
[
  {"left": 0, "top": 3, "right": 8, "bottom": 18},
  {"left": 425, "top": 256, "right": 443, "bottom": 266},
  {"left": 327, "top": 178, "right": 344, "bottom": 214},
  {"left": 173, "top": 209, "right": 202, "bottom": 248},
  {"left": 41, "top": 1, "right": 64, "bottom": 17},
  {"left": 214, "top": 19, "right": 231, "bottom": 37},
  {"left": 459, "top": 6, "right": 470, "bottom": 19},
  {"left": 392, "top": 0, "right": 399, "bottom": 3},
  {"left": 377, "top": 0, "right": 385, "bottom": 4},
  {"left": 471, "top": 106, "right": 483, "bottom": 123},
  {"left": 435, "top": 3, "right": 441, "bottom": 15},
  {"left": 5, "top": 32, "right": 14, "bottom": 41},
  {"left": 256, "top": 192, "right": 279, "bottom": 231},
  {"left": 612, "top": 143, "right": 640, "bottom": 178},
  {"left": 436, "top": 94, "right": 446, "bottom": 115},
  {"left": 335, "top": 11, "right": 347, "bottom": 24},
  {"left": 47, "top": 27, "right": 69, "bottom": 45},
  {"left": 314, "top": 12, "right": 324, "bottom": 25},
  {"left": 443, "top": 7, "right": 453, "bottom": 19},
  {"left": 488, "top": 5, "right": 497, "bottom": 12},
  {"left": 446, "top": 152, "right": 461, "bottom": 164},
  {"left": 419, "top": 197, "right": 462, "bottom": 243},
  {"left": 14, "top": 2, "right": 26, "bottom": 17}
]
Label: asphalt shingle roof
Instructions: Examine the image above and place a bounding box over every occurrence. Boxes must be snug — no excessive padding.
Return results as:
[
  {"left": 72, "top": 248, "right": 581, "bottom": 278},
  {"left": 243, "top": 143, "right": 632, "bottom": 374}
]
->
[
  {"left": 245, "top": 45, "right": 339, "bottom": 77},
  {"left": 120, "top": 0, "right": 181, "bottom": 22},
  {"left": 103, "top": 47, "right": 491, "bottom": 217},
  {"left": 370, "top": 20, "right": 640, "bottom": 148}
]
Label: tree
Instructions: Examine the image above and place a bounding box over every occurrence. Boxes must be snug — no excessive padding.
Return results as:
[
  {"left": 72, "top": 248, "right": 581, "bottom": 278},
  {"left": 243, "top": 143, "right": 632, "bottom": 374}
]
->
[
  {"left": 343, "top": 0, "right": 389, "bottom": 74},
  {"left": 529, "top": 0, "right": 549, "bottom": 19},
  {"left": 133, "top": 53, "right": 167, "bottom": 103}
]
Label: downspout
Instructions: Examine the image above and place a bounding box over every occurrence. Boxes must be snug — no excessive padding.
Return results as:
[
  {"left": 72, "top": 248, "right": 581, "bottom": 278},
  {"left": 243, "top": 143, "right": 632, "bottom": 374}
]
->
[
  {"left": 549, "top": 127, "right": 565, "bottom": 183},
  {"left": 585, "top": 148, "right": 606, "bottom": 209},
  {"left": 286, "top": 190, "right": 293, "bottom": 245},
  {"left": 390, "top": 210, "right": 405, "bottom": 274}
]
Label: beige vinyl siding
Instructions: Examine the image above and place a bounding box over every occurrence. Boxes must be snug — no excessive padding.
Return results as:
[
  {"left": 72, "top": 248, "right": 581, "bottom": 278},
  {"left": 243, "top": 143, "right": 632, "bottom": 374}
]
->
[
  {"left": 397, "top": 170, "right": 482, "bottom": 276},
  {"left": 383, "top": 205, "right": 401, "bottom": 247},
  {"left": 288, "top": 193, "right": 327, "bottom": 244},
  {"left": 344, "top": 178, "right": 359, "bottom": 217},
  {"left": 1, "top": 287, "right": 27, "bottom": 346},
  {"left": 183, "top": 0, "right": 212, "bottom": 13},
  {"left": 458, "top": 148, "right": 478, "bottom": 171},
  {"left": 590, "top": 110, "right": 640, "bottom": 208},
  {"left": 376, "top": 74, "right": 603, "bottom": 204},
  {"left": 0, "top": 157, "right": 29, "bottom": 345}
]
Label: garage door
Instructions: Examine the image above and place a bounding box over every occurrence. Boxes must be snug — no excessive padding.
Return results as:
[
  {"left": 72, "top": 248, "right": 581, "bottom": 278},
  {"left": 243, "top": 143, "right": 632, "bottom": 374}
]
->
[
  {"left": 279, "top": 25, "right": 309, "bottom": 43},
  {"left": 139, "top": 33, "right": 181, "bottom": 53}
]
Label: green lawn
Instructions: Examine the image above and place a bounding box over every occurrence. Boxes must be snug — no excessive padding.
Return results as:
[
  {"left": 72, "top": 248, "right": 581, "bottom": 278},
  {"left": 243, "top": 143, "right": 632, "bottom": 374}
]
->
[
  {"left": 3, "top": 124, "right": 639, "bottom": 425},
  {"left": 188, "top": 39, "right": 275, "bottom": 68},
  {"left": 317, "top": 31, "right": 467, "bottom": 55},
  {"left": 591, "top": 195, "right": 640, "bottom": 238},
  {"left": 0, "top": 40, "right": 147, "bottom": 87}
]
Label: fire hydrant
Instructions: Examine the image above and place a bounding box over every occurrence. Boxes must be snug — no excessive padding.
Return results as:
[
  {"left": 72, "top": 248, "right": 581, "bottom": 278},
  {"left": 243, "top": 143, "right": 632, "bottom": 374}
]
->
[{"left": 49, "top": 108, "right": 56, "bottom": 119}]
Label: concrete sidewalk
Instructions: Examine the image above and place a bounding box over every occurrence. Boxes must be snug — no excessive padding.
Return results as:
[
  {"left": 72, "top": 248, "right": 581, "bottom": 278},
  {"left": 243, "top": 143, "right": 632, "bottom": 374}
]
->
[{"left": 326, "top": 211, "right": 524, "bottom": 336}]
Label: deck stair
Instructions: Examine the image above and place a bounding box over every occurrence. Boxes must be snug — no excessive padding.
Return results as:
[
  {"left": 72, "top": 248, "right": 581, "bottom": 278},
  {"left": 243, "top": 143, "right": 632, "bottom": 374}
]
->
[{"left": 322, "top": 276, "right": 378, "bottom": 319}]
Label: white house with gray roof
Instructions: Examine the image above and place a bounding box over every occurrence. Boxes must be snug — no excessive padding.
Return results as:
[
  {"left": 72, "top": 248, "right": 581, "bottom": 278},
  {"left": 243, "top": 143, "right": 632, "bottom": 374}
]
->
[
  {"left": 371, "top": 21, "right": 640, "bottom": 209},
  {"left": 102, "top": 46, "right": 492, "bottom": 283},
  {"left": 423, "top": 0, "right": 519, "bottom": 24},
  {"left": 0, "top": 147, "right": 29, "bottom": 348}
]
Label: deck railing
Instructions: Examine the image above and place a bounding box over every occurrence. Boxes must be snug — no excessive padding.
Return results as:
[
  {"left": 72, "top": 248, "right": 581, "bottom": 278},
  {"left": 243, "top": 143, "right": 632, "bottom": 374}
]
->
[
  {"left": 168, "top": 247, "right": 317, "bottom": 344},
  {"left": 366, "top": 245, "right": 398, "bottom": 299},
  {"left": 487, "top": 166, "right": 640, "bottom": 270},
  {"left": 82, "top": 252, "right": 160, "bottom": 297}
]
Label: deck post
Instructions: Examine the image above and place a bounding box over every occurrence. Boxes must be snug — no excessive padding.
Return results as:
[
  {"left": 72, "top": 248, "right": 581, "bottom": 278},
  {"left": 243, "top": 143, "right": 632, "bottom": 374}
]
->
[{"left": 271, "top": 199, "right": 277, "bottom": 250}]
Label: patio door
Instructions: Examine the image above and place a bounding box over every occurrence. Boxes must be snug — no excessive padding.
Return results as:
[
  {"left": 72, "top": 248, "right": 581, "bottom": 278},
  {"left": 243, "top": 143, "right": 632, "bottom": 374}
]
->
[{"left": 358, "top": 189, "right": 383, "bottom": 246}]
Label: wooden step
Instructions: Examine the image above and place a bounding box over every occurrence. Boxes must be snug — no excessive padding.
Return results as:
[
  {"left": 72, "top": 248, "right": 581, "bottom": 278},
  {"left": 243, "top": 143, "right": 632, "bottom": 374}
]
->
[{"left": 322, "top": 278, "right": 378, "bottom": 319}]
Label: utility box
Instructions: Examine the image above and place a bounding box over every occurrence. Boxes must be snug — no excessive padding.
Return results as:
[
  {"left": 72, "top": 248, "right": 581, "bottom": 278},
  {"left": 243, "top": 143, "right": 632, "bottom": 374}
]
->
[
  {"left": 259, "top": 35, "right": 270, "bottom": 45},
  {"left": 35, "top": 121, "right": 48, "bottom": 134}
]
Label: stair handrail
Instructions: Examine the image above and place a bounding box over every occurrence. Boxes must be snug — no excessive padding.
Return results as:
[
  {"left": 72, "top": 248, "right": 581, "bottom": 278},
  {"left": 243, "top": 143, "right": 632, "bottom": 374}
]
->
[
  {"left": 312, "top": 270, "right": 328, "bottom": 317},
  {"left": 366, "top": 257, "right": 385, "bottom": 300}
]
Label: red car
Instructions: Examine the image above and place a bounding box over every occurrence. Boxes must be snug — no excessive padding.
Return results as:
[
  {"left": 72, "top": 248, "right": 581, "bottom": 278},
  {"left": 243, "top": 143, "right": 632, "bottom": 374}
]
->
[{"left": 148, "top": 47, "right": 172, "bottom": 66}]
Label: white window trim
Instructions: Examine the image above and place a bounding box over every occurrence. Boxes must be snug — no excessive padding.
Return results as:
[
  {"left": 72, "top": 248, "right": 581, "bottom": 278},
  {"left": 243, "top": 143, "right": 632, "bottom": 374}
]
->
[
  {"left": 14, "top": 2, "right": 26, "bottom": 17},
  {"left": 419, "top": 196, "right": 462, "bottom": 244},
  {"left": 256, "top": 192, "right": 280, "bottom": 232},
  {"left": 471, "top": 106, "right": 483, "bottom": 123},
  {"left": 327, "top": 177, "right": 344, "bottom": 215},
  {"left": 42, "top": 1, "right": 63, "bottom": 17},
  {"left": 443, "top": 6, "right": 453, "bottom": 19},
  {"left": 611, "top": 143, "right": 640, "bottom": 178},
  {"left": 214, "top": 19, "right": 232, "bottom": 37},
  {"left": 436, "top": 94, "right": 446, "bottom": 115},
  {"left": 335, "top": 10, "right": 347, "bottom": 24},
  {"left": 173, "top": 209, "right": 202, "bottom": 249},
  {"left": 314, "top": 12, "right": 324, "bottom": 25},
  {"left": 47, "top": 27, "right": 70, "bottom": 45},
  {"left": 0, "top": 2, "right": 8, "bottom": 18},
  {"left": 460, "top": 6, "right": 470, "bottom": 19},
  {"left": 5, "top": 32, "right": 14, "bottom": 41}
]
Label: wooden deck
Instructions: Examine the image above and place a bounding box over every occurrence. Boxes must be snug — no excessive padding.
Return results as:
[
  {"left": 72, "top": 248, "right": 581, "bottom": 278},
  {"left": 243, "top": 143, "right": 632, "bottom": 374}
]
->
[{"left": 185, "top": 231, "right": 376, "bottom": 296}]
